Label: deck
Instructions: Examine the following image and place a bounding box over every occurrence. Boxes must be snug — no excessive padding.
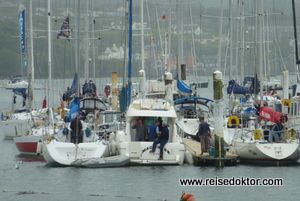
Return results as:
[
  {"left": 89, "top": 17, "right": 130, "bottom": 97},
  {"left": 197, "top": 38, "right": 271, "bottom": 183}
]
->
[{"left": 182, "top": 138, "right": 239, "bottom": 166}]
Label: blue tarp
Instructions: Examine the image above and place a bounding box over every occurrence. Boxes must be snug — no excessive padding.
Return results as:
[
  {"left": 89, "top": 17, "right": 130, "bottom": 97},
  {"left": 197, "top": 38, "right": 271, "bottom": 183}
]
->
[
  {"left": 66, "top": 97, "right": 80, "bottom": 122},
  {"left": 12, "top": 88, "right": 27, "bottom": 99},
  {"left": 177, "top": 79, "right": 190, "bottom": 94},
  {"left": 227, "top": 80, "right": 250, "bottom": 95}
]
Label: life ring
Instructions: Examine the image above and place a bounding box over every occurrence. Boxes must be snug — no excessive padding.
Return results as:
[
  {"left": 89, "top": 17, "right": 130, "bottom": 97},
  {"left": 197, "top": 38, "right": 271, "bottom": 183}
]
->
[
  {"left": 281, "top": 99, "right": 290, "bottom": 108},
  {"left": 227, "top": 116, "right": 240, "bottom": 127},
  {"left": 285, "top": 129, "right": 297, "bottom": 140}
]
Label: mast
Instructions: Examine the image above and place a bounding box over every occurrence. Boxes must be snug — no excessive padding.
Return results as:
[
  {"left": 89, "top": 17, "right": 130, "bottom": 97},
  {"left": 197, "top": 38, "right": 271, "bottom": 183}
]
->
[
  {"left": 217, "top": 0, "right": 224, "bottom": 71},
  {"left": 84, "top": 0, "right": 90, "bottom": 83},
  {"left": 127, "top": 0, "right": 133, "bottom": 106},
  {"left": 47, "top": 0, "right": 54, "bottom": 127},
  {"left": 229, "top": 0, "right": 233, "bottom": 81},
  {"left": 27, "top": 0, "right": 34, "bottom": 111},
  {"left": 292, "top": 0, "right": 300, "bottom": 82},
  {"left": 75, "top": 0, "right": 81, "bottom": 96},
  {"left": 47, "top": 0, "right": 53, "bottom": 109}
]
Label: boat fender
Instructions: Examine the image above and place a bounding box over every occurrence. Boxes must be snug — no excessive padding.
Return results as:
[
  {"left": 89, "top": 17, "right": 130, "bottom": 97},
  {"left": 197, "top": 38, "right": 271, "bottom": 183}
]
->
[
  {"left": 285, "top": 129, "right": 297, "bottom": 140},
  {"left": 184, "top": 150, "right": 194, "bottom": 165},
  {"left": 180, "top": 191, "right": 196, "bottom": 201},
  {"left": 36, "top": 142, "right": 42, "bottom": 154},
  {"left": 108, "top": 143, "right": 112, "bottom": 153},
  {"left": 109, "top": 132, "right": 116, "bottom": 142},
  {"left": 62, "top": 127, "right": 69, "bottom": 135},
  {"left": 227, "top": 116, "right": 240, "bottom": 127},
  {"left": 111, "top": 140, "right": 117, "bottom": 155},
  {"left": 282, "top": 99, "right": 290, "bottom": 107},
  {"left": 85, "top": 127, "right": 92, "bottom": 137}
]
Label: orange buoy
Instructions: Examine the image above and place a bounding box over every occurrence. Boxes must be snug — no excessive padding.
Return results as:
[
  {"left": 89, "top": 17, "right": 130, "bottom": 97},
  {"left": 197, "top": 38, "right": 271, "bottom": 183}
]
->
[{"left": 181, "top": 192, "right": 196, "bottom": 201}]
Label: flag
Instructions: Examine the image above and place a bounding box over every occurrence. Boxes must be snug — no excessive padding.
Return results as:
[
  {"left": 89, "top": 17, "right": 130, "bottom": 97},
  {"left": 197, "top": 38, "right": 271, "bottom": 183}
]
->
[
  {"left": 57, "top": 16, "right": 70, "bottom": 40},
  {"left": 42, "top": 96, "right": 47, "bottom": 108},
  {"left": 18, "top": 10, "right": 26, "bottom": 68},
  {"left": 162, "top": 15, "right": 166, "bottom": 20}
]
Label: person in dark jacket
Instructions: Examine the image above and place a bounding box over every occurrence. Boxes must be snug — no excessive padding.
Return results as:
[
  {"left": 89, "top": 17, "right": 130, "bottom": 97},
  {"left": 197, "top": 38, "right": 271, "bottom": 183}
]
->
[
  {"left": 198, "top": 116, "right": 211, "bottom": 154},
  {"left": 149, "top": 121, "right": 169, "bottom": 160},
  {"left": 70, "top": 114, "right": 83, "bottom": 144}
]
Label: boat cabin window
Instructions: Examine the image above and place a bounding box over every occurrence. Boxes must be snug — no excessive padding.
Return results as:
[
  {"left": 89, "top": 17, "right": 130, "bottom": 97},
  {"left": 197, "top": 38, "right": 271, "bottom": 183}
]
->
[{"left": 80, "top": 99, "right": 107, "bottom": 111}]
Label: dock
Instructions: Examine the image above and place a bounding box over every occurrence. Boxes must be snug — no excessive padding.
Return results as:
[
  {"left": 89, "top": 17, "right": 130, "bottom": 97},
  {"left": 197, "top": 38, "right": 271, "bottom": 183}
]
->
[{"left": 182, "top": 138, "right": 238, "bottom": 166}]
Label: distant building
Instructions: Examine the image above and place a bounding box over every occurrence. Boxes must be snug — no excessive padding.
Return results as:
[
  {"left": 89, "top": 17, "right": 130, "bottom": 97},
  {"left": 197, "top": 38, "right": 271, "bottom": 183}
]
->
[{"left": 99, "top": 44, "right": 124, "bottom": 60}]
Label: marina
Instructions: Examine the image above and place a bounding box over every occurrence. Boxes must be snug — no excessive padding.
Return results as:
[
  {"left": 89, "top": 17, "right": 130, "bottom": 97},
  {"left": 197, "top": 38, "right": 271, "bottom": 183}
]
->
[{"left": 1, "top": 0, "right": 300, "bottom": 200}]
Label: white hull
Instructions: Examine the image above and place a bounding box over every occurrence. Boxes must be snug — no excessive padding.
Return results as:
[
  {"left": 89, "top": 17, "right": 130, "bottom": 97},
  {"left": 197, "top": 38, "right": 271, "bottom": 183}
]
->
[
  {"left": 1, "top": 82, "right": 43, "bottom": 90},
  {"left": 118, "top": 140, "right": 185, "bottom": 165},
  {"left": 233, "top": 141, "right": 300, "bottom": 165},
  {"left": 2, "top": 119, "right": 32, "bottom": 140},
  {"left": 43, "top": 140, "right": 110, "bottom": 166}
]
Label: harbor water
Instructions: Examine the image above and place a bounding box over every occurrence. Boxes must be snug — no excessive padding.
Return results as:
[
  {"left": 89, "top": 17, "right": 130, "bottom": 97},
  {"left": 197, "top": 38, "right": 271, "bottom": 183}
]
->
[{"left": 0, "top": 78, "right": 299, "bottom": 201}]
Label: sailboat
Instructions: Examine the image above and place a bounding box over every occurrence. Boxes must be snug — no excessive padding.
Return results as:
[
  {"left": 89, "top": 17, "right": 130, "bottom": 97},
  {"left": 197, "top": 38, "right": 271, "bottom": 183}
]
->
[
  {"left": 42, "top": 1, "right": 123, "bottom": 166},
  {"left": 1, "top": 6, "right": 44, "bottom": 140},
  {"left": 230, "top": 1, "right": 300, "bottom": 165}
]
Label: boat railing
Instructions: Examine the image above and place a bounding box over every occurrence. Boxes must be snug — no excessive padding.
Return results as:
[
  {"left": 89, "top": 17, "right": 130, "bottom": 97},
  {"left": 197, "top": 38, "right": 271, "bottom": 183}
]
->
[{"left": 267, "top": 128, "right": 299, "bottom": 142}]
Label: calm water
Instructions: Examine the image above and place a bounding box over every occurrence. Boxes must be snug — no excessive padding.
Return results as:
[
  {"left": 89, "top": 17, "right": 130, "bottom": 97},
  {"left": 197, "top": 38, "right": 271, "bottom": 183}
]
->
[{"left": 0, "top": 78, "right": 299, "bottom": 201}]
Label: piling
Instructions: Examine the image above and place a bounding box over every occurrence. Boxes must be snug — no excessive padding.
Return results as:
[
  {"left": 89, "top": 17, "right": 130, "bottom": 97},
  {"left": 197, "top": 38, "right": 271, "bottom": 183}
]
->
[
  {"left": 213, "top": 70, "right": 225, "bottom": 167},
  {"left": 111, "top": 72, "right": 118, "bottom": 110},
  {"left": 138, "top": 70, "right": 146, "bottom": 99}
]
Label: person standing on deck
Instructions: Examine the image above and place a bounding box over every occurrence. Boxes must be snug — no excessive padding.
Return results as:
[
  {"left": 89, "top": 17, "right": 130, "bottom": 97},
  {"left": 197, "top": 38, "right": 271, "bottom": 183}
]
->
[
  {"left": 70, "top": 114, "right": 83, "bottom": 144},
  {"left": 132, "top": 119, "right": 147, "bottom": 141},
  {"left": 198, "top": 116, "right": 211, "bottom": 154}
]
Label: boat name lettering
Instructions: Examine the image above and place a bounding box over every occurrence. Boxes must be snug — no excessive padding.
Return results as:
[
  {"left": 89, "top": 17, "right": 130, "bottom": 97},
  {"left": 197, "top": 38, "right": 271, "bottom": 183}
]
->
[{"left": 260, "top": 111, "right": 271, "bottom": 119}]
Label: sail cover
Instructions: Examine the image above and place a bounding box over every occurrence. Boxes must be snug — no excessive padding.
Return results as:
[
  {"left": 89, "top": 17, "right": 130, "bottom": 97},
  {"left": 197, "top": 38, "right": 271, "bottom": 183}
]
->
[
  {"left": 62, "top": 73, "right": 78, "bottom": 101},
  {"left": 177, "top": 79, "right": 190, "bottom": 94},
  {"left": 259, "top": 106, "right": 287, "bottom": 123},
  {"left": 227, "top": 80, "right": 250, "bottom": 95}
]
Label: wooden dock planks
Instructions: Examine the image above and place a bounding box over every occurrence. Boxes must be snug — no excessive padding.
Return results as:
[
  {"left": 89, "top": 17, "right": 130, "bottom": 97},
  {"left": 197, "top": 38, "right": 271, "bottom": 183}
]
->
[{"left": 182, "top": 138, "right": 239, "bottom": 166}]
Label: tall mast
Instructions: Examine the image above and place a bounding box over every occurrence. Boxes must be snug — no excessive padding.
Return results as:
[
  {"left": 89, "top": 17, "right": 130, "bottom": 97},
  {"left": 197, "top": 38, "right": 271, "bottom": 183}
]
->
[{"left": 292, "top": 0, "right": 300, "bottom": 82}]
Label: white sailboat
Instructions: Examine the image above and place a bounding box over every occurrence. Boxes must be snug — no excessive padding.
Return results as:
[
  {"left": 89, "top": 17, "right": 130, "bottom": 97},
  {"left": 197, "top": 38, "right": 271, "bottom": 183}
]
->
[
  {"left": 42, "top": 1, "right": 123, "bottom": 166},
  {"left": 2, "top": 3, "right": 41, "bottom": 140},
  {"left": 230, "top": 17, "right": 300, "bottom": 165}
]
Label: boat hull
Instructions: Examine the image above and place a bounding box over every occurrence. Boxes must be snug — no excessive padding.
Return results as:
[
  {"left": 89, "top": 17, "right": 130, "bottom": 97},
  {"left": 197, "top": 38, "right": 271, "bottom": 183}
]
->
[
  {"left": 118, "top": 141, "right": 186, "bottom": 165},
  {"left": 43, "top": 140, "right": 110, "bottom": 166},
  {"left": 13, "top": 135, "right": 43, "bottom": 156},
  {"left": 233, "top": 141, "right": 300, "bottom": 166},
  {"left": 2, "top": 119, "right": 32, "bottom": 140}
]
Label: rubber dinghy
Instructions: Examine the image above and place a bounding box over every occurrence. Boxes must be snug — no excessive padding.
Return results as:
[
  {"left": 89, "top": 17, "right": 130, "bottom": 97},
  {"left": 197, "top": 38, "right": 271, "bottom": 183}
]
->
[{"left": 70, "top": 155, "right": 130, "bottom": 167}]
